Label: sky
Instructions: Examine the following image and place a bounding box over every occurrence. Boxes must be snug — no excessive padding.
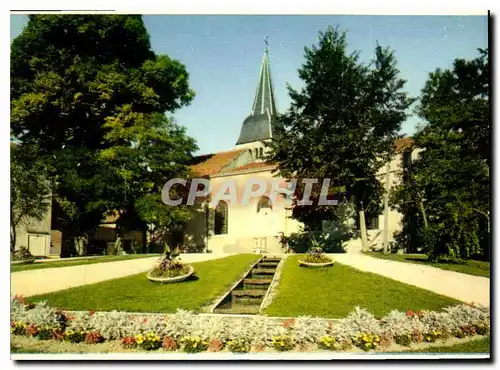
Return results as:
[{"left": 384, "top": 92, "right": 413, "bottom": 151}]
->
[{"left": 10, "top": 14, "right": 488, "bottom": 155}]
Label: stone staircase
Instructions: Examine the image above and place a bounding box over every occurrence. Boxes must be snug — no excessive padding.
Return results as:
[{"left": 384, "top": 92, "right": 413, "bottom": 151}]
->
[{"left": 213, "top": 256, "right": 281, "bottom": 315}]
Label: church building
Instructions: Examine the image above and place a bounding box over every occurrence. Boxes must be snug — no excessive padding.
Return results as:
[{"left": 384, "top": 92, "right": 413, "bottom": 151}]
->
[{"left": 184, "top": 48, "right": 414, "bottom": 254}]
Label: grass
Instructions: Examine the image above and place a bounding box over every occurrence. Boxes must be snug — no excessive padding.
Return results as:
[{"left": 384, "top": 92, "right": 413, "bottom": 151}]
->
[
  {"left": 263, "top": 255, "right": 460, "bottom": 318},
  {"left": 11, "top": 254, "right": 161, "bottom": 273},
  {"left": 402, "top": 336, "right": 490, "bottom": 353},
  {"left": 364, "top": 252, "right": 490, "bottom": 278},
  {"left": 27, "top": 254, "right": 260, "bottom": 313}
]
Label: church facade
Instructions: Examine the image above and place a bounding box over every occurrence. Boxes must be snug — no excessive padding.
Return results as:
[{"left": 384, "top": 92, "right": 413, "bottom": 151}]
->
[{"left": 184, "top": 48, "right": 414, "bottom": 254}]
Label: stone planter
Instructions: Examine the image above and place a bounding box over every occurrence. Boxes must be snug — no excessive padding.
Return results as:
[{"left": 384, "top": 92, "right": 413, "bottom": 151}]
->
[
  {"left": 298, "top": 259, "right": 334, "bottom": 268},
  {"left": 146, "top": 265, "right": 195, "bottom": 283}
]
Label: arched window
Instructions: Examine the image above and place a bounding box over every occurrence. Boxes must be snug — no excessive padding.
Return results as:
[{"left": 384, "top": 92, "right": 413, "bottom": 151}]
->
[
  {"left": 214, "top": 201, "right": 228, "bottom": 235},
  {"left": 257, "top": 196, "right": 272, "bottom": 213}
]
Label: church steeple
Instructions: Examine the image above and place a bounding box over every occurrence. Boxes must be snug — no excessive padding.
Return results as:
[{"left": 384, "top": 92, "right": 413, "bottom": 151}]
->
[{"left": 236, "top": 44, "right": 278, "bottom": 146}]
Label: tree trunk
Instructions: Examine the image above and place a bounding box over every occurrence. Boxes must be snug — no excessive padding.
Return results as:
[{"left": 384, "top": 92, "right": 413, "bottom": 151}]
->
[
  {"left": 383, "top": 162, "right": 391, "bottom": 253},
  {"left": 114, "top": 235, "right": 123, "bottom": 255},
  {"left": 142, "top": 229, "right": 147, "bottom": 254},
  {"left": 10, "top": 214, "right": 17, "bottom": 254},
  {"left": 359, "top": 208, "right": 368, "bottom": 252},
  {"left": 61, "top": 229, "right": 78, "bottom": 257},
  {"left": 75, "top": 236, "right": 87, "bottom": 256},
  {"left": 419, "top": 200, "right": 428, "bottom": 228}
]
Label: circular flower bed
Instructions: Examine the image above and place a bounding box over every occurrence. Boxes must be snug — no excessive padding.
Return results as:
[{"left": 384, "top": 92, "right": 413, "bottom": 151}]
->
[
  {"left": 298, "top": 259, "right": 334, "bottom": 268},
  {"left": 299, "top": 246, "right": 334, "bottom": 267},
  {"left": 146, "top": 245, "right": 194, "bottom": 283},
  {"left": 147, "top": 265, "right": 194, "bottom": 283}
]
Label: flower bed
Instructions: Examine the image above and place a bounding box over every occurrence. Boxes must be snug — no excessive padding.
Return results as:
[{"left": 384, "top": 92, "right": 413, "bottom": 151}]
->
[
  {"left": 299, "top": 246, "right": 333, "bottom": 267},
  {"left": 147, "top": 265, "right": 194, "bottom": 283},
  {"left": 298, "top": 260, "right": 334, "bottom": 268},
  {"left": 147, "top": 246, "right": 194, "bottom": 283},
  {"left": 10, "top": 296, "right": 489, "bottom": 353}
]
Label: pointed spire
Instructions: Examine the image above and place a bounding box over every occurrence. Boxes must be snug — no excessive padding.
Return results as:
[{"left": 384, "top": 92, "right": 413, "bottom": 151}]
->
[{"left": 236, "top": 44, "right": 278, "bottom": 146}]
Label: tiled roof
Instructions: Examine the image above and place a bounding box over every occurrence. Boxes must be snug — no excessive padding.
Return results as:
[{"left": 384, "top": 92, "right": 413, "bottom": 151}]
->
[
  {"left": 189, "top": 149, "right": 245, "bottom": 177},
  {"left": 394, "top": 137, "right": 414, "bottom": 152}
]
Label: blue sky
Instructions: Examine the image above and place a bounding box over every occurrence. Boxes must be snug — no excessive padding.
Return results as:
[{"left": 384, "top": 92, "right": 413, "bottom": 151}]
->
[{"left": 10, "top": 14, "right": 488, "bottom": 155}]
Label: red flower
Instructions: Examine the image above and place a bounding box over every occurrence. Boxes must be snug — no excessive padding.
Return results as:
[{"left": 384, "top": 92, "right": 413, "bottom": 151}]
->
[
  {"left": 89, "top": 310, "right": 95, "bottom": 316},
  {"left": 51, "top": 329, "right": 65, "bottom": 341},
  {"left": 13, "top": 295, "right": 26, "bottom": 304},
  {"left": 122, "top": 336, "right": 136, "bottom": 348},
  {"left": 282, "top": 318, "right": 296, "bottom": 329},
  {"left": 406, "top": 309, "right": 415, "bottom": 317},
  {"left": 85, "top": 331, "right": 104, "bottom": 344}
]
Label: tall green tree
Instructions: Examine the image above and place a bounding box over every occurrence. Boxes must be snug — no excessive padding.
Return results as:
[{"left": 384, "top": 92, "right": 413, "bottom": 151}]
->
[
  {"left": 269, "top": 26, "right": 414, "bottom": 233},
  {"left": 391, "top": 49, "right": 489, "bottom": 260},
  {"left": 10, "top": 143, "right": 53, "bottom": 253},
  {"left": 11, "top": 15, "right": 197, "bottom": 255}
]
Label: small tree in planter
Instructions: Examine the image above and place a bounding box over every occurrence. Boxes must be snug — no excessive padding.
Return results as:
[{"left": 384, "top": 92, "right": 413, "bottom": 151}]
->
[{"left": 147, "top": 245, "right": 194, "bottom": 282}]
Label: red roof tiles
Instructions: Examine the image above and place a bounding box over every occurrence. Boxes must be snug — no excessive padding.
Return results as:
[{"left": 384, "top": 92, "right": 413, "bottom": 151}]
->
[{"left": 190, "top": 149, "right": 245, "bottom": 177}]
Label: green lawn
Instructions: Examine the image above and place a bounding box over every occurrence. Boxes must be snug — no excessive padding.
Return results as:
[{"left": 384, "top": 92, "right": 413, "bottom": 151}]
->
[
  {"left": 402, "top": 337, "right": 490, "bottom": 353},
  {"left": 27, "top": 254, "right": 260, "bottom": 313},
  {"left": 11, "top": 254, "right": 161, "bottom": 273},
  {"left": 263, "top": 255, "right": 460, "bottom": 318},
  {"left": 364, "top": 252, "right": 490, "bottom": 278}
]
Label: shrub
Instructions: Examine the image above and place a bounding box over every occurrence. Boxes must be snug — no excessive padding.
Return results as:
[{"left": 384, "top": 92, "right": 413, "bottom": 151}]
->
[
  {"left": 162, "top": 336, "right": 179, "bottom": 351},
  {"left": 64, "top": 329, "right": 87, "bottom": 343},
  {"left": 207, "top": 337, "right": 224, "bottom": 352},
  {"left": 11, "top": 321, "right": 27, "bottom": 335},
  {"left": 394, "top": 334, "right": 412, "bottom": 347},
  {"left": 37, "top": 325, "right": 56, "bottom": 340},
  {"left": 121, "top": 336, "right": 136, "bottom": 348},
  {"left": 475, "top": 322, "right": 489, "bottom": 335},
  {"left": 354, "top": 333, "right": 381, "bottom": 351},
  {"left": 330, "top": 307, "right": 382, "bottom": 343},
  {"left": 317, "top": 335, "right": 337, "bottom": 350},
  {"left": 302, "top": 245, "right": 332, "bottom": 264},
  {"left": 424, "top": 330, "right": 443, "bottom": 342},
  {"left": 181, "top": 336, "right": 208, "bottom": 353},
  {"left": 25, "top": 323, "right": 39, "bottom": 337},
  {"left": 271, "top": 335, "right": 295, "bottom": 351},
  {"left": 12, "top": 247, "right": 35, "bottom": 261},
  {"left": 149, "top": 245, "right": 191, "bottom": 279},
  {"left": 281, "top": 231, "right": 346, "bottom": 254},
  {"left": 291, "top": 317, "right": 328, "bottom": 345},
  {"left": 135, "top": 332, "right": 162, "bottom": 351},
  {"left": 227, "top": 338, "right": 251, "bottom": 353},
  {"left": 85, "top": 331, "right": 104, "bottom": 344}
]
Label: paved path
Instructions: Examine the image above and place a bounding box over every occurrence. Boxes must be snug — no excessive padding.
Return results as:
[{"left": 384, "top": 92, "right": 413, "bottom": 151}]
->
[
  {"left": 11, "top": 253, "right": 231, "bottom": 298},
  {"left": 329, "top": 253, "right": 490, "bottom": 307}
]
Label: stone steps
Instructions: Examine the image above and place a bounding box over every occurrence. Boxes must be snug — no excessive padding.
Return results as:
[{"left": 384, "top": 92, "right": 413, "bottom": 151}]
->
[
  {"left": 243, "top": 278, "right": 272, "bottom": 290},
  {"left": 232, "top": 289, "right": 267, "bottom": 298},
  {"left": 213, "top": 256, "right": 282, "bottom": 314},
  {"left": 213, "top": 304, "right": 261, "bottom": 315}
]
